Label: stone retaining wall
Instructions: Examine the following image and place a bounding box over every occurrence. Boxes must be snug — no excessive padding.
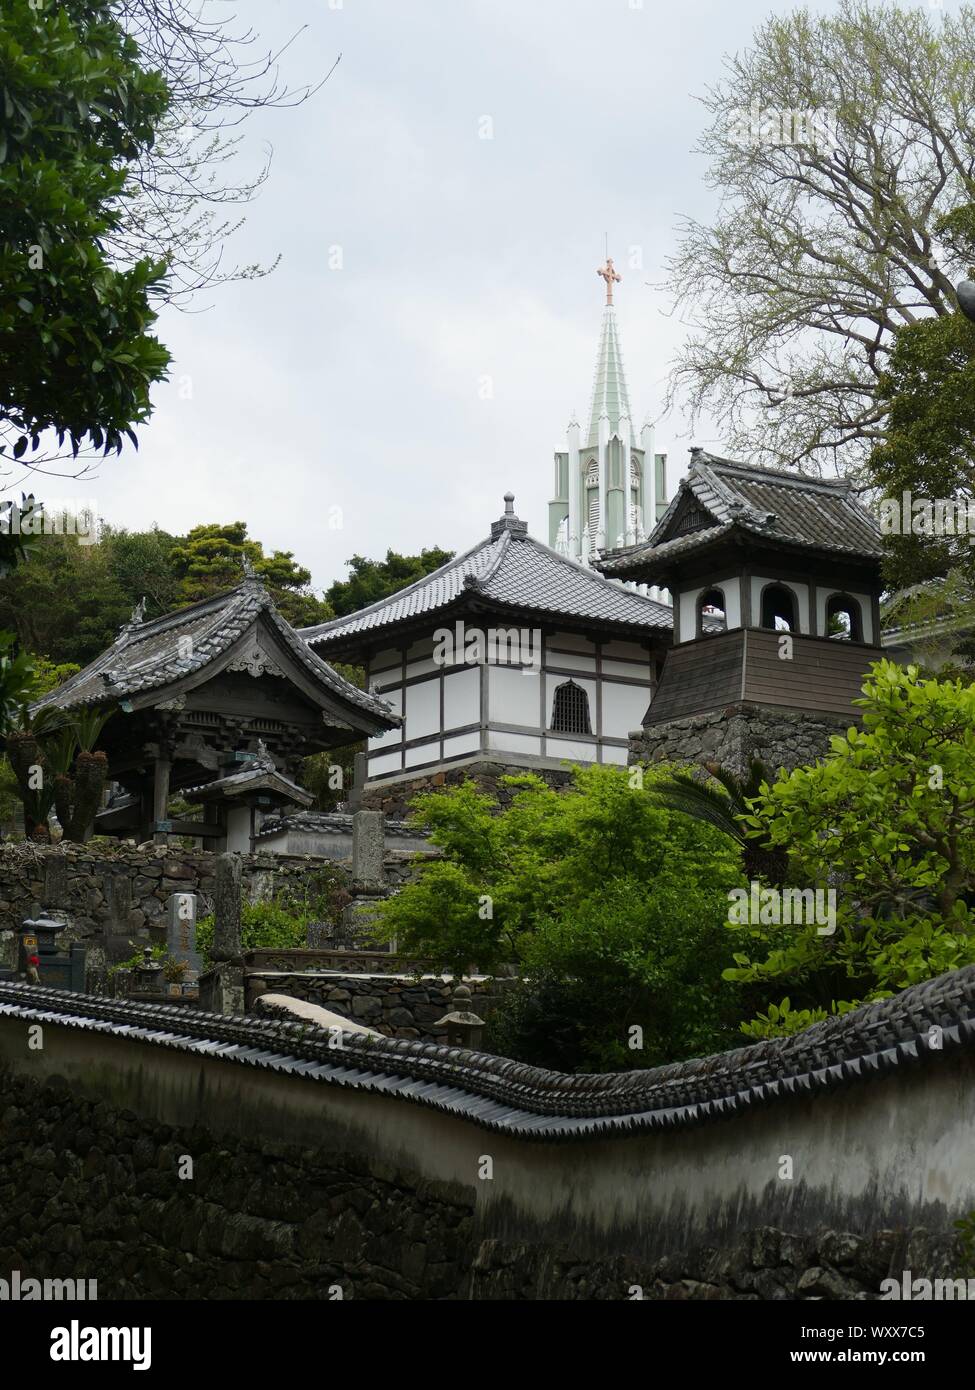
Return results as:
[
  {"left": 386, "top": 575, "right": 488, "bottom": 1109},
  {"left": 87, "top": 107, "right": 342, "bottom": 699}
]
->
[
  {"left": 362, "top": 760, "right": 577, "bottom": 818},
  {"left": 0, "top": 843, "right": 428, "bottom": 984},
  {"left": 631, "top": 703, "right": 854, "bottom": 776},
  {"left": 245, "top": 970, "right": 510, "bottom": 1041}
]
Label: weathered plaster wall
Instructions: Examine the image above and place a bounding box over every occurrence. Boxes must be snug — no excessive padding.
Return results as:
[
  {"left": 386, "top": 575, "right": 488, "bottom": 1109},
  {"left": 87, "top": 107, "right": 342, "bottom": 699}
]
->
[{"left": 0, "top": 1013, "right": 971, "bottom": 1299}]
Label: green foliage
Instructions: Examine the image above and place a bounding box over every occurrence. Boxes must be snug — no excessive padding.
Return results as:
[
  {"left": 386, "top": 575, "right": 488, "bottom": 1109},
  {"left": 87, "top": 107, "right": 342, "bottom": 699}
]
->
[
  {"left": 0, "top": 0, "right": 171, "bottom": 459},
  {"left": 324, "top": 548, "right": 454, "bottom": 618},
  {"left": 373, "top": 765, "right": 745, "bottom": 1072},
  {"left": 729, "top": 661, "right": 975, "bottom": 1028},
  {"left": 168, "top": 521, "right": 331, "bottom": 626},
  {"left": 0, "top": 631, "right": 39, "bottom": 734},
  {"left": 108, "top": 942, "right": 166, "bottom": 977},
  {"left": 195, "top": 901, "right": 306, "bottom": 964},
  {"left": 738, "top": 997, "right": 857, "bottom": 1041},
  {"left": 0, "top": 524, "right": 178, "bottom": 666},
  {"left": 195, "top": 867, "right": 350, "bottom": 963},
  {"left": 651, "top": 757, "right": 788, "bottom": 884},
  {"left": 869, "top": 311, "right": 975, "bottom": 594}
]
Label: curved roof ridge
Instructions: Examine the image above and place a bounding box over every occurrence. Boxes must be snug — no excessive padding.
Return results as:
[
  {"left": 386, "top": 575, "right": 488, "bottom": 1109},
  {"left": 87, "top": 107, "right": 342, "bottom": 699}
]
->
[{"left": 300, "top": 535, "right": 494, "bottom": 643}]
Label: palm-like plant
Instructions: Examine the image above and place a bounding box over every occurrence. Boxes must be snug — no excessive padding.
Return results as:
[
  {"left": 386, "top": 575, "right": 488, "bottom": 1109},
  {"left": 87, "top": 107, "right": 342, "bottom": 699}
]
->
[{"left": 652, "top": 757, "right": 789, "bottom": 885}]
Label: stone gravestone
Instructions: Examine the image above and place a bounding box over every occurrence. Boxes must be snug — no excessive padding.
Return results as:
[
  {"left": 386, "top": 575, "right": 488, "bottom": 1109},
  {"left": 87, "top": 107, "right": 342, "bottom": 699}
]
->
[
  {"left": 342, "top": 810, "right": 387, "bottom": 949},
  {"left": 166, "top": 892, "right": 202, "bottom": 984},
  {"left": 305, "top": 921, "right": 331, "bottom": 949},
  {"left": 352, "top": 810, "right": 385, "bottom": 889},
  {"left": 41, "top": 853, "right": 69, "bottom": 912},
  {"left": 199, "top": 853, "right": 245, "bottom": 1015}
]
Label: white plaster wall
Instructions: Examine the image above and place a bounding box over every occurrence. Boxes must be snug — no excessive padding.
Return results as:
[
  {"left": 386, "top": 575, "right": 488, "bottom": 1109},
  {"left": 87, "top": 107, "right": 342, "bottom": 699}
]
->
[
  {"left": 545, "top": 648, "right": 598, "bottom": 674},
  {"left": 225, "top": 806, "right": 251, "bottom": 853},
  {"left": 405, "top": 654, "right": 440, "bottom": 679},
  {"left": 403, "top": 677, "right": 440, "bottom": 741},
  {"left": 680, "top": 578, "right": 742, "bottom": 641},
  {"left": 487, "top": 730, "right": 542, "bottom": 756},
  {"left": 601, "top": 681, "right": 650, "bottom": 735},
  {"left": 546, "top": 736, "right": 594, "bottom": 761},
  {"left": 404, "top": 739, "right": 440, "bottom": 769},
  {"left": 601, "top": 656, "right": 651, "bottom": 680},
  {"left": 368, "top": 750, "right": 402, "bottom": 777},
  {"left": 443, "top": 666, "right": 479, "bottom": 730},
  {"left": 13, "top": 1019, "right": 975, "bottom": 1271},
  {"left": 490, "top": 666, "right": 541, "bottom": 726},
  {"left": 444, "top": 731, "right": 481, "bottom": 759},
  {"left": 601, "top": 745, "right": 629, "bottom": 766}
]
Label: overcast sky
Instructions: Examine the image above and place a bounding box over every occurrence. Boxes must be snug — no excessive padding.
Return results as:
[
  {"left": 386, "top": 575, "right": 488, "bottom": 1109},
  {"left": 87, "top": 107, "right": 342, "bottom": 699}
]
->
[{"left": 59, "top": 0, "right": 841, "bottom": 592}]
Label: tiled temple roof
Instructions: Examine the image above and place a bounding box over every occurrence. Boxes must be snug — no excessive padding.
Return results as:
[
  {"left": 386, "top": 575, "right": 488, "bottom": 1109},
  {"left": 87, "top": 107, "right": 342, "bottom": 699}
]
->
[
  {"left": 32, "top": 575, "right": 399, "bottom": 726},
  {"left": 301, "top": 496, "right": 672, "bottom": 654},
  {"left": 598, "top": 453, "right": 882, "bottom": 577}
]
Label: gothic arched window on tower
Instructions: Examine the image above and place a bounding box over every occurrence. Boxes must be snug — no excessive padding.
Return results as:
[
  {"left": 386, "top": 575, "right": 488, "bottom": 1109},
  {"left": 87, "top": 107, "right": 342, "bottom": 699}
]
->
[
  {"left": 826, "top": 593, "right": 863, "bottom": 642},
  {"left": 550, "top": 680, "right": 592, "bottom": 736},
  {"left": 760, "top": 583, "right": 798, "bottom": 633},
  {"left": 698, "top": 586, "right": 727, "bottom": 635}
]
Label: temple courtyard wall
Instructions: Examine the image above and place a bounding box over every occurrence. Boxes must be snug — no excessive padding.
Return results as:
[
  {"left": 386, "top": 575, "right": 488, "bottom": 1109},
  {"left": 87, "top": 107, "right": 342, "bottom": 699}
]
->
[{"left": 0, "top": 982, "right": 972, "bottom": 1300}]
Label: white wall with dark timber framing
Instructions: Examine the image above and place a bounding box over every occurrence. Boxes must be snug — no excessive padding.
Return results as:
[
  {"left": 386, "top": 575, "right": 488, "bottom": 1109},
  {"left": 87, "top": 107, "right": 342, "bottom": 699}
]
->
[{"left": 363, "top": 624, "right": 656, "bottom": 782}]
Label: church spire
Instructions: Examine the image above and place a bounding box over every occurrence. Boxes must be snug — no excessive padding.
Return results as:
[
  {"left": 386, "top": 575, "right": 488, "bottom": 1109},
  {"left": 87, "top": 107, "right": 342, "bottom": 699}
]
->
[{"left": 587, "top": 257, "right": 634, "bottom": 448}]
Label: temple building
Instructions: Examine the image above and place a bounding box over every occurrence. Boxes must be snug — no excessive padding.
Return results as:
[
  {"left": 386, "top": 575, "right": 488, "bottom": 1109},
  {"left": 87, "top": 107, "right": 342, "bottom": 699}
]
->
[
  {"left": 32, "top": 565, "right": 399, "bottom": 848},
  {"left": 300, "top": 494, "right": 673, "bottom": 815},
  {"left": 548, "top": 257, "right": 669, "bottom": 573}
]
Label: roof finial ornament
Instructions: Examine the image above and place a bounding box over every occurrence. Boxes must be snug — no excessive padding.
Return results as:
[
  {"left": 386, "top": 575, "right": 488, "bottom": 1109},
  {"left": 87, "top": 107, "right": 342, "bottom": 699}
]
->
[
  {"left": 240, "top": 551, "right": 257, "bottom": 581},
  {"left": 597, "top": 255, "right": 621, "bottom": 307},
  {"left": 253, "top": 738, "right": 275, "bottom": 771},
  {"left": 130, "top": 596, "right": 146, "bottom": 625},
  {"left": 504, "top": 491, "right": 515, "bottom": 516}
]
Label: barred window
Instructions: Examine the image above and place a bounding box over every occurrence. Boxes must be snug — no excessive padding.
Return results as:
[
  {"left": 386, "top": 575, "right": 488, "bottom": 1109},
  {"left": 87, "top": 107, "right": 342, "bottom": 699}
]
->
[{"left": 550, "top": 680, "right": 591, "bottom": 735}]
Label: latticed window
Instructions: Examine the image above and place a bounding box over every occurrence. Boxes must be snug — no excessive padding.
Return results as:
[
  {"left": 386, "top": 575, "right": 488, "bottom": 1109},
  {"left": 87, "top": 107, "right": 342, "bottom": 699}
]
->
[{"left": 550, "top": 680, "right": 591, "bottom": 735}]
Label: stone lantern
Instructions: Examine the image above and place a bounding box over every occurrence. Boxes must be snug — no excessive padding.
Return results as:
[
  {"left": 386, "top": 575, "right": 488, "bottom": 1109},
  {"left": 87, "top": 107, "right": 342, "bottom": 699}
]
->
[{"left": 435, "top": 983, "right": 486, "bottom": 1050}]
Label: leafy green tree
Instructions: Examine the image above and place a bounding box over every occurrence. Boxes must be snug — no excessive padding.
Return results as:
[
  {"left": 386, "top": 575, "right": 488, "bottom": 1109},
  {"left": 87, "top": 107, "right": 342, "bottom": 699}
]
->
[
  {"left": 324, "top": 548, "right": 453, "bottom": 618},
  {"left": 869, "top": 310, "right": 975, "bottom": 593},
  {"left": 729, "top": 661, "right": 975, "bottom": 1035},
  {"left": 168, "top": 521, "right": 331, "bottom": 626},
  {"left": 373, "top": 766, "right": 745, "bottom": 1072},
  {"left": 667, "top": 1, "right": 975, "bottom": 471},
  {"left": 0, "top": 0, "right": 172, "bottom": 466}
]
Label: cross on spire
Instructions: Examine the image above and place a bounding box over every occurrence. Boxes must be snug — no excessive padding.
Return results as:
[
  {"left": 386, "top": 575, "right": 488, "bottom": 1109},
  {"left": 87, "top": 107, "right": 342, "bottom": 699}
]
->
[{"left": 597, "top": 256, "right": 621, "bottom": 306}]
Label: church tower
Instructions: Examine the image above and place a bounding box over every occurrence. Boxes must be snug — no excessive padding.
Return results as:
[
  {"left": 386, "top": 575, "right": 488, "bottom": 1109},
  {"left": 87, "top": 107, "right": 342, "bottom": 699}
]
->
[{"left": 548, "top": 257, "right": 668, "bottom": 563}]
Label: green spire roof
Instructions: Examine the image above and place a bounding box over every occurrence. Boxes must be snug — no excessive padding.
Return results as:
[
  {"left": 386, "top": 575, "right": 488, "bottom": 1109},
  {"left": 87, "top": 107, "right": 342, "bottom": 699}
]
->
[{"left": 586, "top": 305, "right": 634, "bottom": 447}]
